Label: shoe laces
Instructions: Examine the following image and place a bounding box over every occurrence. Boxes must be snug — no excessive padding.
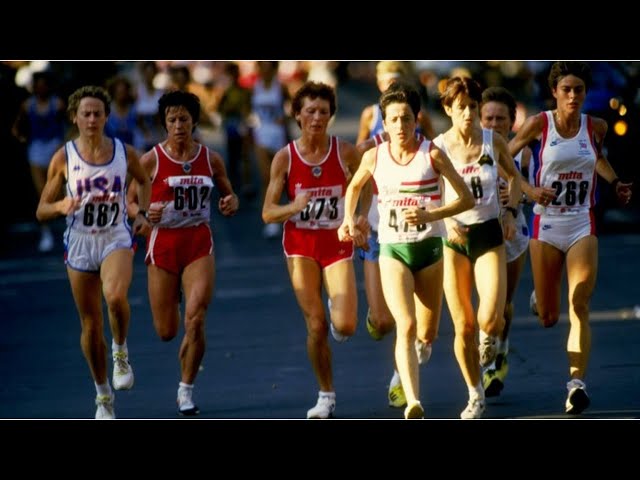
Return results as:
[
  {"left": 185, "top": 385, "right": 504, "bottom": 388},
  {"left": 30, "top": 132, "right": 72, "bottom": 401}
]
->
[
  {"left": 113, "top": 351, "right": 130, "bottom": 375},
  {"left": 479, "top": 335, "right": 497, "bottom": 364},
  {"left": 465, "top": 397, "right": 485, "bottom": 414},
  {"left": 480, "top": 334, "right": 495, "bottom": 348},
  {"left": 95, "top": 395, "right": 115, "bottom": 419}
]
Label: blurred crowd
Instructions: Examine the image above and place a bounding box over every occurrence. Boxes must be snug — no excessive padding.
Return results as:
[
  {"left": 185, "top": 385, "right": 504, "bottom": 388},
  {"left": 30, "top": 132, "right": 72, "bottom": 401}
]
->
[{"left": 1, "top": 60, "right": 638, "bottom": 254}]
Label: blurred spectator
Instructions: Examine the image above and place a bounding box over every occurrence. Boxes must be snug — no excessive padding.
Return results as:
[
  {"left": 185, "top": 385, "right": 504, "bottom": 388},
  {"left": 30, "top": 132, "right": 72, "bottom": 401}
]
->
[
  {"left": 250, "top": 61, "right": 290, "bottom": 238},
  {"left": 357, "top": 61, "right": 435, "bottom": 143},
  {"left": 278, "top": 61, "right": 308, "bottom": 97},
  {"left": 133, "top": 61, "right": 165, "bottom": 152},
  {"left": 12, "top": 70, "right": 67, "bottom": 252},
  {"left": 0, "top": 63, "right": 30, "bottom": 247},
  {"left": 217, "top": 62, "right": 254, "bottom": 198},
  {"left": 105, "top": 75, "right": 137, "bottom": 145},
  {"left": 168, "top": 63, "right": 222, "bottom": 128},
  {"left": 306, "top": 61, "right": 338, "bottom": 89}
]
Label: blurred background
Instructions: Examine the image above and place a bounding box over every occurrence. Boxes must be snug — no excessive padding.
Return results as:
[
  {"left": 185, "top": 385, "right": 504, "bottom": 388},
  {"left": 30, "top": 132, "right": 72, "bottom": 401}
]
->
[{"left": 1, "top": 60, "right": 638, "bottom": 257}]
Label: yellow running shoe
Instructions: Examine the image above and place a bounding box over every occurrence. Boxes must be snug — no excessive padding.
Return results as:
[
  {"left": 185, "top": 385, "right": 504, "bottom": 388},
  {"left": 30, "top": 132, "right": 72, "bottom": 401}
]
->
[
  {"left": 482, "top": 368, "right": 503, "bottom": 397},
  {"left": 495, "top": 352, "right": 509, "bottom": 382},
  {"left": 365, "top": 309, "right": 384, "bottom": 341},
  {"left": 388, "top": 382, "right": 407, "bottom": 408},
  {"left": 483, "top": 353, "right": 508, "bottom": 397}
]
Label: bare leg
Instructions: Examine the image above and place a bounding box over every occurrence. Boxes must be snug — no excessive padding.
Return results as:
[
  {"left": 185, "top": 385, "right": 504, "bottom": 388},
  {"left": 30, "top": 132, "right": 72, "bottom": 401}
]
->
[
  {"left": 179, "top": 255, "right": 215, "bottom": 384},
  {"left": 101, "top": 249, "right": 134, "bottom": 345},
  {"left": 67, "top": 268, "right": 107, "bottom": 384},
  {"left": 565, "top": 236, "right": 598, "bottom": 380},
  {"left": 287, "top": 257, "right": 333, "bottom": 392}
]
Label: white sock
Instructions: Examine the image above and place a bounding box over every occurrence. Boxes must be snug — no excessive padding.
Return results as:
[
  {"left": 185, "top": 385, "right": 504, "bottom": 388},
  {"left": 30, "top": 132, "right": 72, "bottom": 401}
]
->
[
  {"left": 95, "top": 382, "right": 112, "bottom": 397},
  {"left": 390, "top": 370, "right": 401, "bottom": 387},
  {"left": 318, "top": 390, "right": 335, "bottom": 400},
  {"left": 469, "top": 381, "right": 485, "bottom": 401},
  {"left": 179, "top": 382, "right": 194, "bottom": 392},
  {"left": 112, "top": 339, "right": 128, "bottom": 355}
]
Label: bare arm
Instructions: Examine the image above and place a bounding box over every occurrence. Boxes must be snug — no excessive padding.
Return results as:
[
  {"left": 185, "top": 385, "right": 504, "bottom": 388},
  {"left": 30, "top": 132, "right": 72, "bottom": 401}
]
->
[
  {"left": 592, "top": 116, "right": 618, "bottom": 183},
  {"left": 426, "top": 145, "right": 474, "bottom": 221},
  {"left": 338, "top": 148, "right": 375, "bottom": 242},
  {"left": 493, "top": 134, "right": 521, "bottom": 240},
  {"left": 591, "top": 116, "right": 633, "bottom": 204},
  {"left": 262, "top": 147, "right": 310, "bottom": 224},
  {"left": 36, "top": 147, "right": 79, "bottom": 222},
  {"left": 426, "top": 145, "right": 475, "bottom": 245},
  {"left": 339, "top": 139, "right": 369, "bottom": 247},
  {"left": 516, "top": 146, "right": 557, "bottom": 204},
  {"left": 126, "top": 145, "right": 151, "bottom": 212},
  {"left": 210, "top": 148, "right": 239, "bottom": 216},
  {"left": 494, "top": 134, "right": 521, "bottom": 211},
  {"left": 126, "top": 148, "right": 156, "bottom": 219},
  {"left": 125, "top": 144, "right": 152, "bottom": 235},
  {"left": 356, "top": 106, "right": 374, "bottom": 144},
  {"left": 509, "top": 113, "right": 543, "bottom": 159},
  {"left": 340, "top": 139, "right": 362, "bottom": 181},
  {"left": 356, "top": 136, "right": 379, "bottom": 217}
]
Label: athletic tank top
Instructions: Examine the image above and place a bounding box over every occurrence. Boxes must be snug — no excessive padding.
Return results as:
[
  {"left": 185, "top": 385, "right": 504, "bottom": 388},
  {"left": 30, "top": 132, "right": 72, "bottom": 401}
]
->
[
  {"left": 535, "top": 111, "right": 597, "bottom": 215},
  {"left": 285, "top": 136, "right": 347, "bottom": 230},
  {"left": 436, "top": 128, "right": 500, "bottom": 226},
  {"left": 150, "top": 143, "right": 214, "bottom": 228},
  {"left": 373, "top": 136, "right": 444, "bottom": 243},
  {"left": 65, "top": 137, "right": 128, "bottom": 234}
]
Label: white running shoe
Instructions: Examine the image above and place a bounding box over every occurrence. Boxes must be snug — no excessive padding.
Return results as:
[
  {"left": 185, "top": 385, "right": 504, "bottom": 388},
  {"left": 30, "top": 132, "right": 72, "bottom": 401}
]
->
[
  {"left": 112, "top": 351, "right": 134, "bottom": 390},
  {"left": 565, "top": 379, "right": 590, "bottom": 414},
  {"left": 306, "top": 393, "right": 336, "bottom": 419},
  {"left": 478, "top": 332, "right": 497, "bottom": 368},
  {"left": 177, "top": 386, "right": 200, "bottom": 416},
  {"left": 330, "top": 322, "right": 349, "bottom": 343},
  {"left": 415, "top": 340, "right": 432, "bottom": 365},
  {"left": 529, "top": 290, "right": 538, "bottom": 316},
  {"left": 95, "top": 394, "right": 115, "bottom": 419},
  {"left": 460, "top": 397, "right": 486, "bottom": 419}
]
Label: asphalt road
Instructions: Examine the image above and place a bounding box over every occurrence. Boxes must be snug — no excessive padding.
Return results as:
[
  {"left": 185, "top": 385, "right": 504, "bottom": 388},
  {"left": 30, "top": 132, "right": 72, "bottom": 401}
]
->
[{"left": 1, "top": 80, "right": 639, "bottom": 421}]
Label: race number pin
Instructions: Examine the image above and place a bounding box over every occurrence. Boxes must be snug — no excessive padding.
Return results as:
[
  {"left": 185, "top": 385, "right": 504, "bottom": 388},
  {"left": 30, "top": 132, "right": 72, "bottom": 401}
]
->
[
  {"left": 311, "top": 165, "right": 322, "bottom": 178},
  {"left": 182, "top": 162, "right": 192, "bottom": 173}
]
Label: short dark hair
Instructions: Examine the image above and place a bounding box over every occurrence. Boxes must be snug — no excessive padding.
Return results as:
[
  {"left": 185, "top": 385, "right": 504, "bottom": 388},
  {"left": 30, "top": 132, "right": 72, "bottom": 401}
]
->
[
  {"left": 548, "top": 61, "right": 592, "bottom": 92},
  {"left": 379, "top": 81, "right": 421, "bottom": 121},
  {"left": 158, "top": 90, "right": 201, "bottom": 132}
]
